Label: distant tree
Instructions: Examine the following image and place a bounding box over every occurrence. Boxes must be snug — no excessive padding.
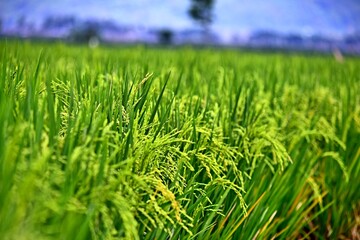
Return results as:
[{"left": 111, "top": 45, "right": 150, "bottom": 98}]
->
[
  {"left": 69, "top": 25, "right": 100, "bottom": 44},
  {"left": 188, "top": 0, "right": 214, "bottom": 32},
  {"left": 158, "top": 29, "right": 173, "bottom": 45}
]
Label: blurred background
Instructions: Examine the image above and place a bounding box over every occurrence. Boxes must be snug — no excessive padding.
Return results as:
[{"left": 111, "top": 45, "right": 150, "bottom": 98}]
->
[{"left": 1, "top": 0, "right": 360, "bottom": 54}]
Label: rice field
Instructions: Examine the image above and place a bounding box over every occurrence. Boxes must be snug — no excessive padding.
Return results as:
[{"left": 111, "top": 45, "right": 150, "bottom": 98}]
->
[{"left": 0, "top": 41, "right": 359, "bottom": 239}]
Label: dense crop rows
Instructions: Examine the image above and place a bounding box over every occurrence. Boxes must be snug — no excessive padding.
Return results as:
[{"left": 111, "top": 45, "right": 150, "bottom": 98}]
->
[{"left": 0, "top": 41, "right": 359, "bottom": 239}]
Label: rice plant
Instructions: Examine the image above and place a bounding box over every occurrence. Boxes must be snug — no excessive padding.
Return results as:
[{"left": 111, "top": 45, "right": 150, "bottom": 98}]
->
[{"left": 0, "top": 41, "right": 359, "bottom": 239}]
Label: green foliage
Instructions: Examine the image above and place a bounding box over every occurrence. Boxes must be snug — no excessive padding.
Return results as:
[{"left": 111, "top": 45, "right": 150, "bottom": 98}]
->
[{"left": 0, "top": 41, "right": 359, "bottom": 239}]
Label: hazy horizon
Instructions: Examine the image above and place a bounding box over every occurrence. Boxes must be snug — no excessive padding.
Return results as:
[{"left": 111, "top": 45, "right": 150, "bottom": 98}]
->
[{"left": 1, "top": 0, "right": 360, "bottom": 39}]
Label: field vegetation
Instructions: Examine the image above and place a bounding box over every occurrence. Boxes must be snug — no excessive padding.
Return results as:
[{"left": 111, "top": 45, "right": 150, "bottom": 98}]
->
[{"left": 0, "top": 41, "right": 359, "bottom": 239}]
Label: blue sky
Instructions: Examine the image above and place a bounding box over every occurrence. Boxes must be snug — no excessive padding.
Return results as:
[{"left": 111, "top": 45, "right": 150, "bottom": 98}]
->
[{"left": 1, "top": 0, "right": 360, "bottom": 38}]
